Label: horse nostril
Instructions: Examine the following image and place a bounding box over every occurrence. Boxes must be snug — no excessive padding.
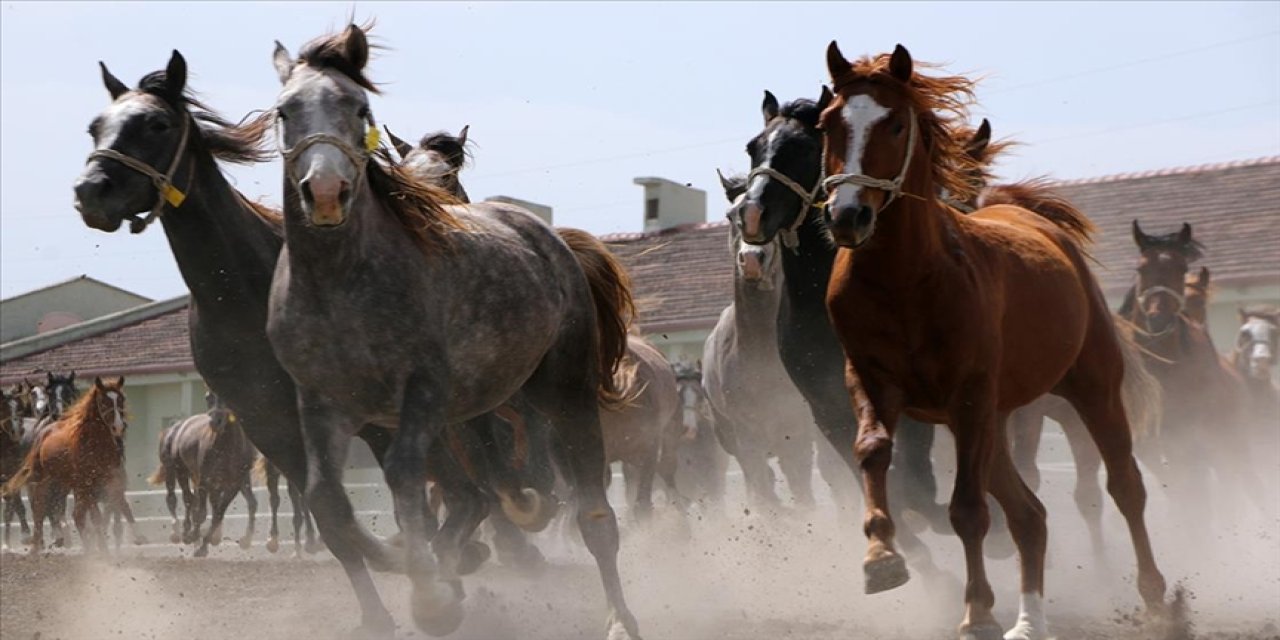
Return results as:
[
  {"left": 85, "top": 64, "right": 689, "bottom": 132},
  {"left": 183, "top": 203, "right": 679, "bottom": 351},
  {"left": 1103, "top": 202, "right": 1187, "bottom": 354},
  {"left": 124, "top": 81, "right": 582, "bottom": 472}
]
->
[
  {"left": 854, "top": 205, "right": 874, "bottom": 228},
  {"left": 299, "top": 179, "right": 315, "bottom": 207}
]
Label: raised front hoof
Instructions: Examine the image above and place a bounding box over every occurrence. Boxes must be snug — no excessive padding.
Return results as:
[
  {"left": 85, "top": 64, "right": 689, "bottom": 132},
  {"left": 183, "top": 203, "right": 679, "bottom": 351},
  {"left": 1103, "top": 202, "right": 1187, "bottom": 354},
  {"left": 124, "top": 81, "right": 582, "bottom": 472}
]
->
[
  {"left": 411, "top": 582, "right": 465, "bottom": 637},
  {"left": 193, "top": 544, "right": 210, "bottom": 558},
  {"left": 266, "top": 537, "right": 280, "bottom": 554},
  {"left": 457, "top": 541, "right": 492, "bottom": 576},
  {"left": 606, "top": 610, "right": 642, "bottom": 640},
  {"left": 959, "top": 621, "right": 1005, "bottom": 640},
  {"left": 500, "top": 488, "right": 559, "bottom": 533},
  {"left": 1002, "top": 620, "right": 1049, "bottom": 640},
  {"left": 863, "top": 553, "right": 910, "bottom": 594}
]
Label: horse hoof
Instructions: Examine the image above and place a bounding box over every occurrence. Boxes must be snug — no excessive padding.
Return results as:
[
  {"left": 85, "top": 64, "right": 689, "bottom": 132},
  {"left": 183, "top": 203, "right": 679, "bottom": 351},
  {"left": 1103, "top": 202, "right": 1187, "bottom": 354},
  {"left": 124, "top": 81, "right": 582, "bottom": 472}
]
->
[
  {"left": 193, "top": 545, "right": 209, "bottom": 558},
  {"left": 864, "top": 552, "right": 910, "bottom": 594},
  {"left": 238, "top": 536, "right": 253, "bottom": 550},
  {"left": 133, "top": 536, "right": 147, "bottom": 546},
  {"left": 411, "top": 582, "right": 465, "bottom": 637},
  {"left": 457, "top": 541, "right": 491, "bottom": 576},
  {"left": 959, "top": 621, "right": 1004, "bottom": 640},
  {"left": 266, "top": 538, "right": 280, "bottom": 554},
  {"left": 169, "top": 532, "right": 181, "bottom": 544},
  {"left": 1002, "top": 620, "right": 1049, "bottom": 640},
  {"left": 606, "top": 610, "right": 642, "bottom": 640},
  {"left": 182, "top": 533, "right": 198, "bottom": 545}
]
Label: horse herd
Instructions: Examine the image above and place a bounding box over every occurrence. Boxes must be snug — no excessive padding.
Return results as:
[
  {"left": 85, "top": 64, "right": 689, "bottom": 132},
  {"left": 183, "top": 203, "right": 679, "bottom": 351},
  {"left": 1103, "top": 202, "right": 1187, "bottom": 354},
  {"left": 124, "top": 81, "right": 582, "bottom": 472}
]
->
[{"left": 0, "top": 22, "right": 1275, "bottom": 640}]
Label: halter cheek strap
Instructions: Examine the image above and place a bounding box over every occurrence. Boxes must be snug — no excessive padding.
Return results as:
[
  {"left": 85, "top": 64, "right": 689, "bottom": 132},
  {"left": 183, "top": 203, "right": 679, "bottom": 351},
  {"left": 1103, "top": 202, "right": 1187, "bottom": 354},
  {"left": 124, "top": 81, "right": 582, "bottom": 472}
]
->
[
  {"left": 1134, "top": 282, "right": 1186, "bottom": 339},
  {"left": 86, "top": 114, "right": 191, "bottom": 234},
  {"left": 821, "top": 106, "right": 919, "bottom": 214}
]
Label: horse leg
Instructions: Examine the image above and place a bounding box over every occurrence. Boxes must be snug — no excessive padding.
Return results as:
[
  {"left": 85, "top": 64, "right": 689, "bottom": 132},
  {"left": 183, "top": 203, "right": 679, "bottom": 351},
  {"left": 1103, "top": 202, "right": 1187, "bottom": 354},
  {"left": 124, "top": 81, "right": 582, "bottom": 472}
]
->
[
  {"left": 192, "top": 485, "right": 210, "bottom": 550},
  {"left": 70, "top": 490, "right": 91, "bottom": 552},
  {"left": 177, "top": 473, "right": 197, "bottom": 545},
  {"left": 13, "top": 488, "right": 31, "bottom": 545},
  {"left": 194, "top": 487, "right": 221, "bottom": 558},
  {"left": 27, "top": 481, "right": 46, "bottom": 553},
  {"left": 46, "top": 483, "right": 68, "bottom": 548},
  {"left": 109, "top": 471, "right": 143, "bottom": 547},
  {"left": 987, "top": 418, "right": 1050, "bottom": 640},
  {"left": 428, "top": 443, "right": 492, "bottom": 578},
  {"left": 776, "top": 430, "right": 816, "bottom": 509},
  {"left": 946, "top": 386, "right": 1002, "bottom": 640},
  {"left": 631, "top": 450, "right": 658, "bottom": 521},
  {"left": 1007, "top": 406, "right": 1043, "bottom": 493},
  {"left": 490, "top": 500, "right": 546, "bottom": 572},
  {"left": 733, "top": 434, "right": 782, "bottom": 510},
  {"left": 239, "top": 478, "right": 258, "bottom": 549},
  {"left": 1057, "top": 407, "right": 1105, "bottom": 559},
  {"left": 381, "top": 372, "right": 463, "bottom": 636},
  {"left": 165, "top": 470, "right": 182, "bottom": 544},
  {"left": 285, "top": 479, "right": 308, "bottom": 556},
  {"left": 265, "top": 463, "right": 282, "bottom": 553},
  {"left": 656, "top": 421, "right": 688, "bottom": 514}
]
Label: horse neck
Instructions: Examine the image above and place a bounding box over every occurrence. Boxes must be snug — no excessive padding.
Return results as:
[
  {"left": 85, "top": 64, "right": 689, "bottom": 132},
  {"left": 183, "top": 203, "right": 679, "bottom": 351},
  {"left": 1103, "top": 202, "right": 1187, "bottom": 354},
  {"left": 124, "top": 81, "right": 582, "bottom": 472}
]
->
[
  {"left": 281, "top": 180, "right": 398, "bottom": 278},
  {"left": 848, "top": 170, "right": 950, "bottom": 281},
  {"left": 160, "top": 153, "right": 283, "bottom": 314},
  {"left": 779, "top": 210, "right": 837, "bottom": 312},
  {"left": 732, "top": 268, "right": 782, "bottom": 348}
]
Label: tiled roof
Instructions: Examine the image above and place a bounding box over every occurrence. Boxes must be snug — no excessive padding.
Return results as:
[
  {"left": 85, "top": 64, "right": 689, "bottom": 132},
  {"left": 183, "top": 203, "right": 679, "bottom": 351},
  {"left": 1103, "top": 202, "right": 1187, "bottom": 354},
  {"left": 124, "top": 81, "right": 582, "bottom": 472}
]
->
[
  {"left": 3, "top": 157, "right": 1275, "bottom": 380},
  {"left": 0, "top": 304, "right": 193, "bottom": 383}
]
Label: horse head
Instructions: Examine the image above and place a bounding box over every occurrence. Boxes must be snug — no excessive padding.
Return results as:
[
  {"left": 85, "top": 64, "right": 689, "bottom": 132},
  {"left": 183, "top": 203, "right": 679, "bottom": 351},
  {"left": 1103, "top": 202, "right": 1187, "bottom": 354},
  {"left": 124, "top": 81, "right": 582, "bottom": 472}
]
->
[
  {"left": 1129, "top": 221, "right": 1202, "bottom": 337},
  {"left": 385, "top": 125, "right": 471, "bottom": 202},
  {"left": 1236, "top": 307, "right": 1279, "bottom": 383}
]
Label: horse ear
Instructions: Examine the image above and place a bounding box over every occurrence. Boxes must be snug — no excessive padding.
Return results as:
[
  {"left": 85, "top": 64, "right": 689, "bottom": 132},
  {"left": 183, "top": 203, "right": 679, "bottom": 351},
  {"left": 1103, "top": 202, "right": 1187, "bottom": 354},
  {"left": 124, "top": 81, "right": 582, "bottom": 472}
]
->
[
  {"left": 457, "top": 125, "right": 469, "bottom": 147},
  {"left": 99, "top": 62, "right": 129, "bottom": 100},
  {"left": 272, "top": 41, "right": 293, "bottom": 85},
  {"left": 93, "top": 376, "right": 105, "bottom": 390},
  {"left": 817, "top": 85, "right": 833, "bottom": 113},
  {"left": 164, "top": 50, "right": 187, "bottom": 98},
  {"left": 1177, "top": 222, "right": 1193, "bottom": 247},
  {"left": 116, "top": 376, "right": 126, "bottom": 388},
  {"left": 761, "top": 90, "right": 780, "bottom": 123},
  {"left": 68, "top": 371, "right": 75, "bottom": 383},
  {"left": 716, "top": 169, "right": 742, "bottom": 203},
  {"left": 1197, "top": 267, "right": 1210, "bottom": 288},
  {"left": 47, "top": 372, "right": 55, "bottom": 386},
  {"left": 889, "top": 44, "right": 913, "bottom": 83},
  {"left": 1132, "top": 220, "right": 1150, "bottom": 249},
  {"left": 826, "top": 41, "right": 851, "bottom": 80},
  {"left": 968, "top": 118, "right": 992, "bottom": 160},
  {"left": 343, "top": 24, "right": 369, "bottom": 70},
  {"left": 383, "top": 125, "right": 413, "bottom": 158}
]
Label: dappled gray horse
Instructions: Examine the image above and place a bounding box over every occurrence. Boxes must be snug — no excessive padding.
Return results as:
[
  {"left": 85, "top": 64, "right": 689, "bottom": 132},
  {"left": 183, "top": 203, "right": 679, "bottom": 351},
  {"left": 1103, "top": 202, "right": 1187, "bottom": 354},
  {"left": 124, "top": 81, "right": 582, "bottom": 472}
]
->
[
  {"left": 702, "top": 173, "right": 853, "bottom": 511},
  {"left": 268, "top": 25, "right": 640, "bottom": 639}
]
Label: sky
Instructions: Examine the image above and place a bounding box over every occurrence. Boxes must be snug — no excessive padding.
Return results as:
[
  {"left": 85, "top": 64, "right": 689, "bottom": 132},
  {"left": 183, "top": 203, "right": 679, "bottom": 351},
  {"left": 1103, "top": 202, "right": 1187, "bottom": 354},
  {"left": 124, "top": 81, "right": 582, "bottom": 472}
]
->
[{"left": 1, "top": 1, "right": 1278, "bottom": 300}]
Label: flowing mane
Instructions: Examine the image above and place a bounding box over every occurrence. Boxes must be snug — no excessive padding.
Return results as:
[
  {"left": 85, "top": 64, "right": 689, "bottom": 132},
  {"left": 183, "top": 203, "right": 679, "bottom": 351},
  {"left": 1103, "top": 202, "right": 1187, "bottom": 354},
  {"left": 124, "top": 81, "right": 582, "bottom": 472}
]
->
[
  {"left": 293, "top": 26, "right": 468, "bottom": 253},
  {"left": 978, "top": 178, "right": 1095, "bottom": 244},
  {"left": 833, "top": 53, "right": 984, "bottom": 205},
  {"left": 135, "top": 70, "right": 283, "bottom": 230},
  {"left": 420, "top": 131, "right": 471, "bottom": 170},
  {"left": 55, "top": 384, "right": 112, "bottom": 440}
]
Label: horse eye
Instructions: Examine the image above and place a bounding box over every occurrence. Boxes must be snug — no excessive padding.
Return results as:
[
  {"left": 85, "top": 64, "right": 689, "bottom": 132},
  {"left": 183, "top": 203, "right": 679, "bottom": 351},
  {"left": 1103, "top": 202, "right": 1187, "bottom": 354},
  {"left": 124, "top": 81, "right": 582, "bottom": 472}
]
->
[
  {"left": 150, "top": 120, "right": 170, "bottom": 133},
  {"left": 276, "top": 108, "right": 288, "bottom": 122},
  {"left": 891, "top": 122, "right": 905, "bottom": 136},
  {"left": 357, "top": 105, "right": 370, "bottom": 119}
]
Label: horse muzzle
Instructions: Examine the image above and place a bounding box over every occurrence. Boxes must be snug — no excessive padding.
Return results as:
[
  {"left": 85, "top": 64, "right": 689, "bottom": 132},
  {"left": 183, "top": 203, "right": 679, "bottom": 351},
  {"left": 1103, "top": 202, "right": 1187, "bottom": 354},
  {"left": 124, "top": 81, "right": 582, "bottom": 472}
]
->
[{"left": 827, "top": 204, "right": 876, "bottom": 248}]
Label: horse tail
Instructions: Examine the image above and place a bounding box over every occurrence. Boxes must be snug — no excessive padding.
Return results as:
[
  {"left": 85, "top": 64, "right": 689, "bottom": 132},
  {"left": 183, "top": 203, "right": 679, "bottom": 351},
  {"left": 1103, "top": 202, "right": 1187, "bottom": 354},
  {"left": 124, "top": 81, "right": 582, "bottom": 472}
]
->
[
  {"left": 146, "top": 461, "right": 169, "bottom": 486},
  {"left": 557, "top": 227, "right": 638, "bottom": 410},
  {"left": 1115, "top": 320, "right": 1164, "bottom": 441},
  {"left": 979, "top": 178, "right": 1095, "bottom": 246},
  {"left": 1, "top": 447, "right": 38, "bottom": 497},
  {"left": 252, "top": 455, "right": 271, "bottom": 485}
]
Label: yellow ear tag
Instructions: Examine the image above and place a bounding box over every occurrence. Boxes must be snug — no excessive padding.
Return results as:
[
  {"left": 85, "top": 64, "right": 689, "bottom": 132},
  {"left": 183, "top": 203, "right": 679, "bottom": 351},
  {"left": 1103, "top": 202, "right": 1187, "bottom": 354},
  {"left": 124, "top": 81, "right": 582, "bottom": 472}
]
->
[
  {"left": 161, "top": 184, "right": 186, "bottom": 207},
  {"left": 228, "top": 414, "right": 237, "bottom": 423},
  {"left": 365, "top": 127, "right": 380, "bottom": 152}
]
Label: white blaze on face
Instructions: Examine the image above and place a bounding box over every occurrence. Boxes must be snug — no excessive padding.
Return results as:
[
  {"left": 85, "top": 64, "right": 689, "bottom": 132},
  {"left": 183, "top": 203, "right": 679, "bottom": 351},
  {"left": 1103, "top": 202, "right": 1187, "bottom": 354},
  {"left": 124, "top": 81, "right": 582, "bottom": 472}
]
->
[
  {"left": 745, "top": 129, "right": 781, "bottom": 201},
  {"left": 94, "top": 96, "right": 160, "bottom": 151},
  {"left": 31, "top": 387, "right": 47, "bottom": 415},
  {"left": 830, "top": 95, "right": 890, "bottom": 210},
  {"left": 107, "top": 391, "right": 125, "bottom": 435}
]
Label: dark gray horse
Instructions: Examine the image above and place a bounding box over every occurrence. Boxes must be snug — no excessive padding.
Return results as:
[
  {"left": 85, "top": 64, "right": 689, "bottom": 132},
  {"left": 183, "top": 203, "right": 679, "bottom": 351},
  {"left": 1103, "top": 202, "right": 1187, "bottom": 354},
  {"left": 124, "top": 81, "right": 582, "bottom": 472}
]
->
[
  {"left": 268, "top": 25, "right": 640, "bottom": 639},
  {"left": 149, "top": 392, "right": 258, "bottom": 557}
]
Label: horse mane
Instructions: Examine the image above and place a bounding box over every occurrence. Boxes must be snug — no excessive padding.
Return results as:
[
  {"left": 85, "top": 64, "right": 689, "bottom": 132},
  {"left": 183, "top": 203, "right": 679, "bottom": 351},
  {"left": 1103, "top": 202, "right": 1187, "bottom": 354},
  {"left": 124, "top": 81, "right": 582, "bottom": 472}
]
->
[
  {"left": 977, "top": 178, "right": 1095, "bottom": 245},
  {"left": 420, "top": 131, "right": 471, "bottom": 169},
  {"left": 291, "top": 25, "right": 466, "bottom": 253},
  {"left": 135, "top": 72, "right": 284, "bottom": 231},
  {"left": 55, "top": 384, "right": 111, "bottom": 440},
  {"left": 840, "top": 53, "right": 983, "bottom": 205},
  {"left": 779, "top": 98, "right": 822, "bottom": 129}
]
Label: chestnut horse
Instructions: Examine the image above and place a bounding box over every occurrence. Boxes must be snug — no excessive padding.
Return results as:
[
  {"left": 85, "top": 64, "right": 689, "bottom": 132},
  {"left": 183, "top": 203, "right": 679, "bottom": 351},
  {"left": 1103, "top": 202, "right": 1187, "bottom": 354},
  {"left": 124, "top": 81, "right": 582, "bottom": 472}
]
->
[
  {"left": 811, "top": 44, "right": 1166, "bottom": 639},
  {"left": 3, "top": 377, "right": 130, "bottom": 554}
]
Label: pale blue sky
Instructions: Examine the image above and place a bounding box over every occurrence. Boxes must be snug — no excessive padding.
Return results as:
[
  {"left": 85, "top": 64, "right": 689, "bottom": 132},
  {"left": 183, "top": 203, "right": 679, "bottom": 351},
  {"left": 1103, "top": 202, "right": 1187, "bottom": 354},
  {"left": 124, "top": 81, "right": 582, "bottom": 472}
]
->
[{"left": 2, "top": 1, "right": 1278, "bottom": 299}]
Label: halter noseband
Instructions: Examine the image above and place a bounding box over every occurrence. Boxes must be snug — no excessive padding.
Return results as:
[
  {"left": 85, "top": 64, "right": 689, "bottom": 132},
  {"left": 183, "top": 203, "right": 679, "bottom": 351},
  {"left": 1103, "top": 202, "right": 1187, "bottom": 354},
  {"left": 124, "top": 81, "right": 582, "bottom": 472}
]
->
[
  {"left": 743, "top": 165, "right": 824, "bottom": 250},
  {"left": 822, "top": 106, "right": 919, "bottom": 215},
  {"left": 279, "top": 114, "right": 380, "bottom": 191},
  {"left": 1134, "top": 283, "right": 1186, "bottom": 339},
  {"left": 86, "top": 113, "right": 191, "bottom": 234}
]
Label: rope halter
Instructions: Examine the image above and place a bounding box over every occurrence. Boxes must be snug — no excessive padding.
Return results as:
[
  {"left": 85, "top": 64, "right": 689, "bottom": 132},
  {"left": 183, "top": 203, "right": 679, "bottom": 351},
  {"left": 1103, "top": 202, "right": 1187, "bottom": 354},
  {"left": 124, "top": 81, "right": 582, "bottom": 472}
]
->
[
  {"left": 822, "top": 106, "right": 919, "bottom": 215},
  {"left": 742, "top": 165, "right": 823, "bottom": 251},
  {"left": 86, "top": 113, "right": 191, "bottom": 234},
  {"left": 1134, "top": 283, "right": 1186, "bottom": 339},
  {"left": 279, "top": 113, "right": 380, "bottom": 190}
]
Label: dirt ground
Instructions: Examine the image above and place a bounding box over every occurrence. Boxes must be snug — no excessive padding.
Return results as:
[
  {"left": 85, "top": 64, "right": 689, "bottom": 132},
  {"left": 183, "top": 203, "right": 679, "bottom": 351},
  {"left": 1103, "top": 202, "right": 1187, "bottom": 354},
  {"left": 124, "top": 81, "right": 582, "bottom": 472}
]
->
[{"left": 2, "top": 455, "right": 1278, "bottom": 640}]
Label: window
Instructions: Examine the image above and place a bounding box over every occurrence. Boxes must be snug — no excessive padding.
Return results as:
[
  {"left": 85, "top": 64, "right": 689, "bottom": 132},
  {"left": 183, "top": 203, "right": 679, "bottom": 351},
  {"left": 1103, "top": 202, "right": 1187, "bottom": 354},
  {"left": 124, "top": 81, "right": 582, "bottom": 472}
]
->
[{"left": 645, "top": 197, "right": 660, "bottom": 221}]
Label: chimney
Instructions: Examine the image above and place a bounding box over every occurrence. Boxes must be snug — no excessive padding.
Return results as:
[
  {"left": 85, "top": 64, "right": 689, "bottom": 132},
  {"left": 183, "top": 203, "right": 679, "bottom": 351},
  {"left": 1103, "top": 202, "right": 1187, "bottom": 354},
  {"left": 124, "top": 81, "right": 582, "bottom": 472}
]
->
[
  {"left": 484, "top": 196, "right": 554, "bottom": 226},
  {"left": 632, "top": 177, "right": 706, "bottom": 232}
]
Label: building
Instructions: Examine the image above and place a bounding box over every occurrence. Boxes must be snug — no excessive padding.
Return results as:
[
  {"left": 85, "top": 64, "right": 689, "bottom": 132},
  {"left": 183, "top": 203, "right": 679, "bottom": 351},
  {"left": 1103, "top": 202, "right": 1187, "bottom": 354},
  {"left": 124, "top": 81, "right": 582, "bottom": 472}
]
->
[
  {"left": 3, "top": 156, "right": 1277, "bottom": 490},
  {"left": 0, "top": 275, "right": 152, "bottom": 344}
]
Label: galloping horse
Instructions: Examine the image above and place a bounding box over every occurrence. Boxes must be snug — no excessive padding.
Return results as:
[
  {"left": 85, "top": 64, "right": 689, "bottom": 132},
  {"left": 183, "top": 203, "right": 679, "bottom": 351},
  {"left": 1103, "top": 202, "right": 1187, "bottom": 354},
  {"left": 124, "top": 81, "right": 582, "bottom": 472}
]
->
[
  {"left": 4, "top": 378, "right": 131, "bottom": 554},
  {"left": 703, "top": 170, "right": 848, "bottom": 510},
  {"left": 149, "top": 392, "right": 258, "bottom": 557},
  {"left": 1, "top": 381, "right": 35, "bottom": 549},
  {"left": 672, "top": 362, "right": 728, "bottom": 510},
  {"left": 266, "top": 25, "right": 640, "bottom": 638},
  {"left": 805, "top": 43, "right": 1166, "bottom": 639},
  {"left": 1121, "top": 223, "right": 1272, "bottom": 522},
  {"left": 601, "top": 334, "right": 686, "bottom": 518},
  {"left": 385, "top": 125, "right": 471, "bottom": 202},
  {"left": 73, "top": 50, "right": 403, "bottom": 571},
  {"left": 1233, "top": 305, "right": 1279, "bottom": 467}
]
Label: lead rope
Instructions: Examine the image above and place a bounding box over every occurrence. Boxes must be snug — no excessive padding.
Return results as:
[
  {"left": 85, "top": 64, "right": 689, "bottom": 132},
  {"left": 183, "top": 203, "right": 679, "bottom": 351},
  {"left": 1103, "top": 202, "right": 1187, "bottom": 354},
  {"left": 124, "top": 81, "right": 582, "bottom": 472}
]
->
[{"left": 87, "top": 114, "right": 191, "bottom": 234}]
